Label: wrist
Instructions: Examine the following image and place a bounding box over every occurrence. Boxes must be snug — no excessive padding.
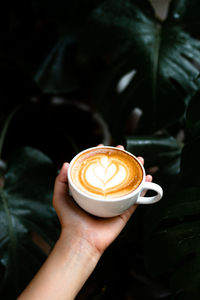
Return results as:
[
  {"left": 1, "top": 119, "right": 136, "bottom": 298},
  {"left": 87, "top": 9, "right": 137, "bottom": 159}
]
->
[
  {"left": 19, "top": 229, "right": 101, "bottom": 300},
  {"left": 59, "top": 229, "right": 102, "bottom": 263},
  {"left": 54, "top": 230, "right": 101, "bottom": 297}
]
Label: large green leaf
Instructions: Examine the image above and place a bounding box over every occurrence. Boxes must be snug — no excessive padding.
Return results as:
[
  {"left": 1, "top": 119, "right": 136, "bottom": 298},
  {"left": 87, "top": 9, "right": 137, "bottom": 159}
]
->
[
  {"left": 79, "top": 0, "right": 200, "bottom": 134},
  {"left": 126, "top": 135, "right": 181, "bottom": 176},
  {"left": 142, "top": 94, "right": 200, "bottom": 298},
  {"left": 34, "top": 0, "right": 105, "bottom": 95},
  {"left": 35, "top": 36, "right": 81, "bottom": 94},
  {"left": 180, "top": 89, "right": 200, "bottom": 187},
  {"left": 185, "top": 91, "right": 200, "bottom": 141},
  {"left": 0, "top": 147, "right": 58, "bottom": 299},
  {"left": 143, "top": 178, "right": 200, "bottom": 298}
]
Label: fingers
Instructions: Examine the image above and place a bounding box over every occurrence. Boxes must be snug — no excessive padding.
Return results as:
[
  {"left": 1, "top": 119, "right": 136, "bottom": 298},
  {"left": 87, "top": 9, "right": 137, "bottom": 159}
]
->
[
  {"left": 97, "top": 144, "right": 124, "bottom": 150},
  {"left": 137, "top": 156, "right": 144, "bottom": 166},
  {"left": 141, "top": 174, "right": 153, "bottom": 197},
  {"left": 116, "top": 145, "right": 124, "bottom": 150},
  {"left": 119, "top": 204, "right": 138, "bottom": 224},
  {"left": 145, "top": 174, "right": 153, "bottom": 182},
  {"left": 57, "top": 163, "right": 69, "bottom": 184},
  {"left": 119, "top": 174, "right": 153, "bottom": 224}
]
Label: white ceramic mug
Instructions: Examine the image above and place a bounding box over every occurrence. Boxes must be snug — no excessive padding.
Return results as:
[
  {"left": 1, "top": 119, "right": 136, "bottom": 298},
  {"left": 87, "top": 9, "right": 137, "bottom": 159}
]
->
[{"left": 68, "top": 146, "right": 163, "bottom": 217}]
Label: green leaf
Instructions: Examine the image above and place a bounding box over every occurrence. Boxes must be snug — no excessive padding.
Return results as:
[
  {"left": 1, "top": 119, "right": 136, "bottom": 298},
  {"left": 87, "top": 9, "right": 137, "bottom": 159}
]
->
[
  {"left": 170, "top": 255, "right": 200, "bottom": 299},
  {"left": 34, "top": 0, "right": 104, "bottom": 95},
  {"left": 126, "top": 135, "right": 181, "bottom": 176},
  {"left": 180, "top": 137, "right": 200, "bottom": 187},
  {"left": 143, "top": 134, "right": 200, "bottom": 298},
  {"left": 80, "top": 0, "right": 200, "bottom": 133},
  {"left": 185, "top": 91, "right": 200, "bottom": 140},
  {"left": 0, "top": 147, "right": 58, "bottom": 298},
  {"left": 35, "top": 36, "right": 81, "bottom": 94}
]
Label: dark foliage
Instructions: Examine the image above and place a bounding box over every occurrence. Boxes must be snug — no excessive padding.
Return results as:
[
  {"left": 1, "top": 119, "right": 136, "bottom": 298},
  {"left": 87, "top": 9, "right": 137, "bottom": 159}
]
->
[{"left": 1, "top": 0, "right": 200, "bottom": 299}]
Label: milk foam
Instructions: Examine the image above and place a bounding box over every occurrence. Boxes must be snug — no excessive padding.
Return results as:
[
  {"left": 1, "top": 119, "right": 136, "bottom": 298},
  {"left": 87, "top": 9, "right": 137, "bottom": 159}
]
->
[
  {"left": 85, "top": 156, "right": 126, "bottom": 190},
  {"left": 71, "top": 148, "right": 143, "bottom": 198}
]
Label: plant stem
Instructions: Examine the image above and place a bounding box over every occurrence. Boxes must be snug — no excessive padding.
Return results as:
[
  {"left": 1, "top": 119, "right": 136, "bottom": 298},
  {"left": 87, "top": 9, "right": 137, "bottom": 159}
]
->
[
  {"left": 0, "top": 107, "right": 19, "bottom": 159},
  {"left": 152, "top": 22, "right": 162, "bottom": 128}
]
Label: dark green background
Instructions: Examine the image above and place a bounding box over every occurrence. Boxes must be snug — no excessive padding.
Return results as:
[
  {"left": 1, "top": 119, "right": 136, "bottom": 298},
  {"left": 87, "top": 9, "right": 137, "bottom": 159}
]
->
[{"left": 1, "top": 1, "right": 200, "bottom": 299}]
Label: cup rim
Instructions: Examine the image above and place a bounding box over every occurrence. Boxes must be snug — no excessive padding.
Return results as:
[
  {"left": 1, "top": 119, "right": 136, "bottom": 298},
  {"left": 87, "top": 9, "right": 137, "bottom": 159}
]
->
[{"left": 68, "top": 146, "right": 146, "bottom": 202}]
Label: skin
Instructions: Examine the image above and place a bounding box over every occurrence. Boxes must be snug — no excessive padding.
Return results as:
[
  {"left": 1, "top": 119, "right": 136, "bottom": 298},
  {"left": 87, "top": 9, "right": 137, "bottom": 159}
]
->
[{"left": 18, "top": 145, "right": 152, "bottom": 300}]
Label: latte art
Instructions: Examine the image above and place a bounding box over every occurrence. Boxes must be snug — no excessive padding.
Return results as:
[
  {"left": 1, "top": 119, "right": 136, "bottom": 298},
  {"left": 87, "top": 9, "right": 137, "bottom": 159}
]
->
[
  {"left": 70, "top": 148, "right": 143, "bottom": 199},
  {"left": 85, "top": 156, "right": 126, "bottom": 190}
]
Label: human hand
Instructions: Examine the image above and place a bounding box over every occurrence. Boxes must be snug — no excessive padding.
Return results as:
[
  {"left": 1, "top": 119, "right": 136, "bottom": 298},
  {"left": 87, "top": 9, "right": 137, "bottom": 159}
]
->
[
  {"left": 18, "top": 146, "right": 152, "bottom": 300},
  {"left": 53, "top": 145, "right": 152, "bottom": 256}
]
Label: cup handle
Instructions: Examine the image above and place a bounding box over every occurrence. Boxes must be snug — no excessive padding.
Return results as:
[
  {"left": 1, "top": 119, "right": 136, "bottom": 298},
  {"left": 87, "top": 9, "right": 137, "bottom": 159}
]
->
[{"left": 136, "top": 182, "right": 163, "bottom": 204}]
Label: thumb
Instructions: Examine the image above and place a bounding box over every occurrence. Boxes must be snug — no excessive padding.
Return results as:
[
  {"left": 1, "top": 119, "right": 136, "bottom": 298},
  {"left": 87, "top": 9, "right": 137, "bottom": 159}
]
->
[{"left": 53, "top": 163, "right": 69, "bottom": 208}]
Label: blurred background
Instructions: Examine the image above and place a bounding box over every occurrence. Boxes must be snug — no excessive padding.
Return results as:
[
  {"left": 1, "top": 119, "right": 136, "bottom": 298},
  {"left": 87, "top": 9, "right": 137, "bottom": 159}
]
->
[{"left": 1, "top": 0, "right": 200, "bottom": 299}]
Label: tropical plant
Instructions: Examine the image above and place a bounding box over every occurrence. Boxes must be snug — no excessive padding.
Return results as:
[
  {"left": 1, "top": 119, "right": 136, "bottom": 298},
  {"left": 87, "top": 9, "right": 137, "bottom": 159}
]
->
[
  {"left": 125, "top": 91, "right": 200, "bottom": 299},
  {"left": 0, "top": 144, "right": 58, "bottom": 299},
  {"left": 1, "top": 0, "right": 200, "bottom": 299}
]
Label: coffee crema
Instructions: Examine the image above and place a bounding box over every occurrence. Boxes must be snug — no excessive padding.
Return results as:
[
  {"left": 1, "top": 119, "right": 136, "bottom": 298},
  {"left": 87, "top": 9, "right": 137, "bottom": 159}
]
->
[{"left": 70, "top": 148, "right": 143, "bottom": 199}]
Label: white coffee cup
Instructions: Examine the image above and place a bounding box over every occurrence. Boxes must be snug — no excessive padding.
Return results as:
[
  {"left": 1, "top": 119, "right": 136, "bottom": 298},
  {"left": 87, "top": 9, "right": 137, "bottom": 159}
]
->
[{"left": 68, "top": 146, "right": 163, "bottom": 217}]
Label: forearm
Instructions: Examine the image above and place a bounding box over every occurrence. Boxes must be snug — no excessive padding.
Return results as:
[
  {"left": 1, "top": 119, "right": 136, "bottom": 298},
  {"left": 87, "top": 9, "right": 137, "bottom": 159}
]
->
[{"left": 18, "top": 232, "right": 101, "bottom": 300}]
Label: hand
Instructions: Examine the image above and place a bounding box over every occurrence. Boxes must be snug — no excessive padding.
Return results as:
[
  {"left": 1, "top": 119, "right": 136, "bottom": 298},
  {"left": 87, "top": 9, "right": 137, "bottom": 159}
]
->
[
  {"left": 18, "top": 145, "right": 153, "bottom": 300},
  {"left": 53, "top": 145, "right": 152, "bottom": 256}
]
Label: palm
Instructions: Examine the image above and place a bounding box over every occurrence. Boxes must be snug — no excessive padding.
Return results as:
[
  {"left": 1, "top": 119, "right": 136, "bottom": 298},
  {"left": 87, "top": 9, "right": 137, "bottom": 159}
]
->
[
  {"left": 66, "top": 204, "right": 136, "bottom": 253},
  {"left": 54, "top": 181, "right": 133, "bottom": 253}
]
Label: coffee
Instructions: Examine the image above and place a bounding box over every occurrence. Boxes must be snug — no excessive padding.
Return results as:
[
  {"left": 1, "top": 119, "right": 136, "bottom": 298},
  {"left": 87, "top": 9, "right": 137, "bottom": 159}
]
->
[{"left": 70, "top": 147, "right": 143, "bottom": 199}]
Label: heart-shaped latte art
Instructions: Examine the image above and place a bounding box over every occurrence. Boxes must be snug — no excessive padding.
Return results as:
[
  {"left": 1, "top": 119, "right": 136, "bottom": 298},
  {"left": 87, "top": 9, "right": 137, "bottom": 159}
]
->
[
  {"left": 71, "top": 148, "right": 143, "bottom": 198},
  {"left": 85, "top": 156, "right": 126, "bottom": 190}
]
